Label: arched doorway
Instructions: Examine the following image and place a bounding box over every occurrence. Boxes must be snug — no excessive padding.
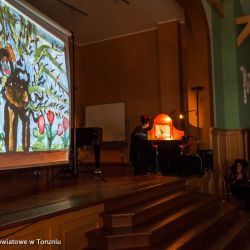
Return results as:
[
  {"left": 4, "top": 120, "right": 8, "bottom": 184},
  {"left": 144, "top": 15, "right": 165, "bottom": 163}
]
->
[{"left": 176, "top": 0, "right": 213, "bottom": 149}]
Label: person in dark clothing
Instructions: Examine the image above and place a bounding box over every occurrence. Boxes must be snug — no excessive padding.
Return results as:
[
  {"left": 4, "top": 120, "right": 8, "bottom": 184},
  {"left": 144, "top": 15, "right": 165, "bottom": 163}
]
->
[
  {"left": 228, "top": 159, "right": 250, "bottom": 211},
  {"left": 129, "top": 115, "right": 158, "bottom": 175}
]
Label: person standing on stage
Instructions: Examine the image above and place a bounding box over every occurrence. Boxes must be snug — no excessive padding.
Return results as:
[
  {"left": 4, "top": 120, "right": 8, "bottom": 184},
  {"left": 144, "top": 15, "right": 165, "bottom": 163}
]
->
[{"left": 129, "top": 115, "right": 153, "bottom": 175}]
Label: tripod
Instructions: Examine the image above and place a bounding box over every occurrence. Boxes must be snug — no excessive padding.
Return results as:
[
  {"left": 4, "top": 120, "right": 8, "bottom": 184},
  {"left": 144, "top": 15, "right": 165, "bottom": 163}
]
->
[
  {"left": 70, "top": 127, "right": 107, "bottom": 183},
  {"left": 77, "top": 158, "right": 107, "bottom": 183}
]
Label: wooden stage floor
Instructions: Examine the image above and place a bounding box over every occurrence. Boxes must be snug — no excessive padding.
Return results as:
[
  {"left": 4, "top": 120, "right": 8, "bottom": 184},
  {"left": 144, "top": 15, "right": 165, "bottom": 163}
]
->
[{"left": 0, "top": 173, "right": 182, "bottom": 230}]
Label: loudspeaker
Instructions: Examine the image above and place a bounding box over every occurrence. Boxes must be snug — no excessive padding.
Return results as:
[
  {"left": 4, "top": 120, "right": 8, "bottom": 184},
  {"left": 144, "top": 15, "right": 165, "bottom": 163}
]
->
[
  {"left": 72, "top": 127, "right": 102, "bottom": 147},
  {"left": 69, "top": 127, "right": 103, "bottom": 175}
]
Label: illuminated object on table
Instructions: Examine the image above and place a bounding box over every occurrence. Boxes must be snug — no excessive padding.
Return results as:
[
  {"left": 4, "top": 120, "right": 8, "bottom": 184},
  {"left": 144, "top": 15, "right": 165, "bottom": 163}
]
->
[{"left": 147, "top": 114, "right": 184, "bottom": 140}]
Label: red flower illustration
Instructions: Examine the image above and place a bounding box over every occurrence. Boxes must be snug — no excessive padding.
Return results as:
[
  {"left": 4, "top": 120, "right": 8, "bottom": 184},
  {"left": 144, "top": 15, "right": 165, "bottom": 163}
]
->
[
  {"left": 47, "top": 110, "right": 54, "bottom": 125},
  {"left": 57, "top": 124, "right": 63, "bottom": 136},
  {"left": 37, "top": 115, "right": 45, "bottom": 134},
  {"left": 63, "top": 116, "right": 69, "bottom": 131}
]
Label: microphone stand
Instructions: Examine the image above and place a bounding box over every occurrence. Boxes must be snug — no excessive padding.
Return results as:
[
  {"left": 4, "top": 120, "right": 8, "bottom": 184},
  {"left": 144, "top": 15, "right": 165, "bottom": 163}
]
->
[{"left": 191, "top": 86, "right": 204, "bottom": 152}]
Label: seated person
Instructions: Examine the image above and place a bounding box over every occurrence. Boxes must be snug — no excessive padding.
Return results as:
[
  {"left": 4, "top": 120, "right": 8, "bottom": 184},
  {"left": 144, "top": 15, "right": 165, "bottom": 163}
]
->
[
  {"left": 227, "top": 159, "right": 250, "bottom": 211},
  {"left": 129, "top": 115, "right": 159, "bottom": 175}
]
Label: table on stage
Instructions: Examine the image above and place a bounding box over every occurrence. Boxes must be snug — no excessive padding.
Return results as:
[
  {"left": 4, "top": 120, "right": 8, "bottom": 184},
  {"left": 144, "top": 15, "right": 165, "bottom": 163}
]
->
[{"left": 150, "top": 140, "right": 203, "bottom": 176}]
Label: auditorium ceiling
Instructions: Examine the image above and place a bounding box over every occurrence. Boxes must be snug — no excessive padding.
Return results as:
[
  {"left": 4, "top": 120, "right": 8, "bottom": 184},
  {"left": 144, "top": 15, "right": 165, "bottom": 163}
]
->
[{"left": 25, "top": 0, "right": 184, "bottom": 45}]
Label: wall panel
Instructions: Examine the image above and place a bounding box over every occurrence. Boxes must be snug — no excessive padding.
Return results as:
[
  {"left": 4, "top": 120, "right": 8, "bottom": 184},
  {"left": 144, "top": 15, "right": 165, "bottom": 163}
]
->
[{"left": 0, "top": 204, "right": 103, "bottom": 250}]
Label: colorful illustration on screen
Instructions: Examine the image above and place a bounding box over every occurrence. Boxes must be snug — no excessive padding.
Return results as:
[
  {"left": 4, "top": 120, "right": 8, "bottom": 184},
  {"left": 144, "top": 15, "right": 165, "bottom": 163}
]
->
[{"left": 0, "top": 0, "right": 70, "bottom": 152}]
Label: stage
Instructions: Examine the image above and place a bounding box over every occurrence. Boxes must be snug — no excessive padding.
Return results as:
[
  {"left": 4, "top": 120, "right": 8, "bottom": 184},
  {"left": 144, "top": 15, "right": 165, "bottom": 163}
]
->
[
  {"left": 0, "top": 173, "right": 182, "bottom": 230},
  {"left": 0, "top": 170, "right": 249, "bottom": 250},
  {"left": 0, "top": 171, "right": 188, "bottom": 249}
]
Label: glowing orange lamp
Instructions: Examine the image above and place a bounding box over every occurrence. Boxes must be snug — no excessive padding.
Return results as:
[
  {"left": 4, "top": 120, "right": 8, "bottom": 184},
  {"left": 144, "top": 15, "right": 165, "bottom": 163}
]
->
[{"left": 148, "top": 114, "right": 184, "bottom": 140}]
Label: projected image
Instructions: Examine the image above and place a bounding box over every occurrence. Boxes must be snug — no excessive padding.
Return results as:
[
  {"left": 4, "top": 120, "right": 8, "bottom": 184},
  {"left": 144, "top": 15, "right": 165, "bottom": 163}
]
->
[{"left": 0, "top": 0, "right": 70, "bottom": 152}]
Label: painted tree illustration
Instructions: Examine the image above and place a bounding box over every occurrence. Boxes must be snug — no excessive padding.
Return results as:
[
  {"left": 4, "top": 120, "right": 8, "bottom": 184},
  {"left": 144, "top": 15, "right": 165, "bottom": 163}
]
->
[{"left": 0, "top": 2, "right": 70, "bottom": 151}]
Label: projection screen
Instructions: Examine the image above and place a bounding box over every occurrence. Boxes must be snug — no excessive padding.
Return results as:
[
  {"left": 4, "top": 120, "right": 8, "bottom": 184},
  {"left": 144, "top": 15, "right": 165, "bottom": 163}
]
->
[{"left": 0, "top": 0, "right": 71, "bottom": 169}]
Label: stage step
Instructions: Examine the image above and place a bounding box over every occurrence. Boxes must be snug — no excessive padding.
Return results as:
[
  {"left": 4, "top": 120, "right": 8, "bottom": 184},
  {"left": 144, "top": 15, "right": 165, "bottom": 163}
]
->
[
  {"left": 154, "top": 202, "right": 236, "bottom": 249},
  {"left": 102, "top": 189, "right": 199, "bottom": 228},
  {"left": 207, "top": 211, "right": 250, "bottom": 250},
  {"left": 118, "top": 210, "right": 250, "bottom": 250},
  {"left": 86, "top": 195, "right": 218, "bottom": 249},
  {"left": 241, "top": 237, "right": 250, "bottom": 250},
  {"left": 84, "top": 177, "right": 250, "bottom": 250},
  {"left": 148, "top": 194, "right": 218, "bottom": 245},
  {"left": 103, "top": 178, "right": 185, "bottom": 212}
]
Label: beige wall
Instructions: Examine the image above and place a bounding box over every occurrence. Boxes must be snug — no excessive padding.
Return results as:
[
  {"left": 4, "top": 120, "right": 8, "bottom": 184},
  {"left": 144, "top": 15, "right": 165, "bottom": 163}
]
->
[
  {"left": 75, "top": 29, "right": 161, "bottom": 137},
  {"left": 73, "top": 14, "right": 213, "bottom": 164},
  {"left": 158, "top": 21, "right": 183, "bottom": 128},
  {"left": 74, "top": 22, "right": 184, "bottom": 139}
]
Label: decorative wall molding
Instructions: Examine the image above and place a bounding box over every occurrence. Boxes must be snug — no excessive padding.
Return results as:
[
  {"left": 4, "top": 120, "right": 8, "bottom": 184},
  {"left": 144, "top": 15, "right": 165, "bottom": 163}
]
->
[
  {"left": 240, "top": 66, "right": 250, "bottom": 104},
  {"left": 211, "top": 128, "right": 250, "bottom": 174},
  {"left": 211, "top": 128, "right": 250, "bottom": 196},
  {"left": 236, "top": 15, "right": 250, "bottom": 47}
]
